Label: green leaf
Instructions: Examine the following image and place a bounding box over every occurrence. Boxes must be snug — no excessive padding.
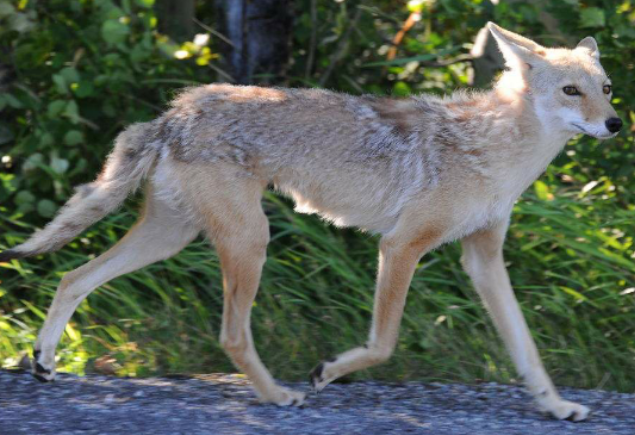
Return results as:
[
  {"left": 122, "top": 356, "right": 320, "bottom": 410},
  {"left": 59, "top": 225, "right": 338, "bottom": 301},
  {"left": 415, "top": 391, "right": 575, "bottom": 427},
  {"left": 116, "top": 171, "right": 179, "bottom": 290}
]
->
[
  {"left": 101, "top": 19, "right": 130, "bottom": 45},
  {"left": 47, "top": 100, "right": 66, "bottom": 117},
  {"left": 8, "top": 12, "right": 33, "bottom": 33},
  {"left": 392, "top": 81, "right": 412, "bottom": 97},
  {"left": 73, "top": 80, "right": 95, "bottom": 98},
  {"left": 0, "top": 2, "right": 15, "bottom": 18},
  {"left": 135, "top": 0, "right": 155, "bottom": 8},
  {"left": 63, "top": 100, "right": 80, "bottom": 124},
  {"left": 50, "top": 156, "right": 70, "bottom": 174},
  {"left": 52, "top": 74, "right": 67, "bottom": 94},
  {"left": 39, "top": 132, "right": 54, "bottom": 147},
  {"left": 580, "top": 8, "right": 605, "bottom": 28},
  {"left": 0, "top": 123, "right": 14, "bottom": 145},
  {"left": 4, "top": 93, "right": 23, "bottom": 109},
  {"left": 64, "top": 130, "right": 83, "bottom": 146},
  {"left": 130, "top": 44, "right": 151, "bottom": 63},
  {"left": 37, "top": 199, "right": 58, "bottom": 218},
  {"left": 534, "top": 180, "right": 553, "bottom": 201},
  {"left": 59, "top": 67, "right": 80, "bottom": 84},
  {"left": 613, "top": 23, "right": 635, "bottom": 39},
  {"left": 23, "top": 153, "right": 44, "bottom": 171},
  {"left": 559, "top": 286, "right": 591, "bottom": 304},
  {"left": 15, "top": 190, "right": 35, "bottom": 205}
]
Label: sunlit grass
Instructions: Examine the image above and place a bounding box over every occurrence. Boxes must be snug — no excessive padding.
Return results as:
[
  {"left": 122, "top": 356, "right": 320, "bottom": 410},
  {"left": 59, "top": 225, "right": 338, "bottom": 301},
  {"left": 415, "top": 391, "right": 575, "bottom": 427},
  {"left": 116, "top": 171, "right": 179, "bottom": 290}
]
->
[{"left": 1, "top": 180, "right": 634, "bottom": 391}]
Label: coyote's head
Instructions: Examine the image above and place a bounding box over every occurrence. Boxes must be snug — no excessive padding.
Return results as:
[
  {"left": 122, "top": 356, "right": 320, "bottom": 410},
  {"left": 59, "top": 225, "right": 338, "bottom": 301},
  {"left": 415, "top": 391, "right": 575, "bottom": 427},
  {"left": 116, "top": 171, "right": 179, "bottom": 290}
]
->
[{"left": 488, "top": 22, "right": 622, "bottom": 140}]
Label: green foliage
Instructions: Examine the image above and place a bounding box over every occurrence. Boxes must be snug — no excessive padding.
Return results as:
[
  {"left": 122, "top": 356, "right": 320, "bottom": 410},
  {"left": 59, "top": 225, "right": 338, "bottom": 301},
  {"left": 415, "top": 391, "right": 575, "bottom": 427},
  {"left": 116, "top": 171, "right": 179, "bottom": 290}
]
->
[
  {"left": 1, "top": 0, "right": 634, "bottom": 392},
  {"left": 0, "top": 0, "right": 210, "bottom": 222}
]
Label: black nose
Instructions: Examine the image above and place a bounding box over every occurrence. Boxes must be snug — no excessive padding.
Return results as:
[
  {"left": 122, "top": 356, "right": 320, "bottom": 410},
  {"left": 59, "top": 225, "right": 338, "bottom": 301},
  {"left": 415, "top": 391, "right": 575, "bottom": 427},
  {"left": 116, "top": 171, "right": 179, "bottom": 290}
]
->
[{"left": 605, "top": 117, "right": 623, "bottom": 133}]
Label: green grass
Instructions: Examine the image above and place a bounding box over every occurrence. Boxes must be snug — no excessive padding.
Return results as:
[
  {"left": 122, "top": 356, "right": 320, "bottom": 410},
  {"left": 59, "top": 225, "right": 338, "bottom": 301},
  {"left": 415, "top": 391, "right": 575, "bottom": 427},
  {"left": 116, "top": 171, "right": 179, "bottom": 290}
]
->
[{"left": 1, "top": 180, "right": 634, "bottom": 392}]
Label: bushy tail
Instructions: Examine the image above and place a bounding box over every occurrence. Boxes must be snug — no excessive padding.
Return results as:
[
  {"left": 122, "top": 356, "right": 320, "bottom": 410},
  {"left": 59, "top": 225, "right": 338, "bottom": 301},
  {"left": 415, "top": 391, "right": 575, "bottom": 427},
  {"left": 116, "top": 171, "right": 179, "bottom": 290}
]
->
[{"left": 0, "top": 123, "right": 158, "bottom": 262}]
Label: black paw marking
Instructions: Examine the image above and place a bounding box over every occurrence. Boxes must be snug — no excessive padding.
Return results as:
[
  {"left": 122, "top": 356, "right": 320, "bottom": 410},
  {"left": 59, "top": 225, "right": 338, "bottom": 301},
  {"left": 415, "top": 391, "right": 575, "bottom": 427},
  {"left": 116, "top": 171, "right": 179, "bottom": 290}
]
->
[
  {"left": 32, "top": 349, "right": 53, "bottom": 382},
  {"left": 564, "top": 410, "right": 588, "bottom": 423},
  {"left": 309, "top": 363, "right": 325, "bottom": 391},
  {"left": 33, "top": 373, "right": 50, "bottom": 383},
  {"left": 35, "top": 362, "right": 51, "bottom": 375}
]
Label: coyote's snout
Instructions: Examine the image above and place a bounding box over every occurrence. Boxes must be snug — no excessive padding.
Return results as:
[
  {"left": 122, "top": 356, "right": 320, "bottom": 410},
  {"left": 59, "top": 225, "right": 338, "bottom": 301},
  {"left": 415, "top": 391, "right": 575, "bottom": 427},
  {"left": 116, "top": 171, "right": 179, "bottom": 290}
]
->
[{"left": 0, "top": 23, "right": 622, "bottom": 420}]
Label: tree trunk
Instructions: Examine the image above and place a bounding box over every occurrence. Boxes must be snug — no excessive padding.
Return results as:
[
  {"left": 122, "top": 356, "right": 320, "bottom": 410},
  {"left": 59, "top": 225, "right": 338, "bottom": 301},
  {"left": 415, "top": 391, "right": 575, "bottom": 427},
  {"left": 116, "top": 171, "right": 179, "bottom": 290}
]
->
[{"left": 215, "top": 0, "right": 293, "bottom": 85}]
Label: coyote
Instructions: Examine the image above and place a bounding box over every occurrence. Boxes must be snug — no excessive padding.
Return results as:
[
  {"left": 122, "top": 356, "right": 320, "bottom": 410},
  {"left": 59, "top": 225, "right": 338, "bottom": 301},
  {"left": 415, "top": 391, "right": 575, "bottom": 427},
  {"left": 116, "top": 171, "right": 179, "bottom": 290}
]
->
[{"left": 0, "top": 23, "right": 621, "bottom": 420}]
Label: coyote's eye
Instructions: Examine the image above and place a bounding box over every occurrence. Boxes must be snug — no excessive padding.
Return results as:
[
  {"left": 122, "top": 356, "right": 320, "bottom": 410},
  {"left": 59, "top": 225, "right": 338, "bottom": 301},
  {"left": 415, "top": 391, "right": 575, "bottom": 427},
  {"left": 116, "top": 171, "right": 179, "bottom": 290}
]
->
[
  {"left": 603, "top": 85, "right": 612, "bottom": 95},
  {"left": 563, "top": 86, "right": 581, "bottom": 96}
]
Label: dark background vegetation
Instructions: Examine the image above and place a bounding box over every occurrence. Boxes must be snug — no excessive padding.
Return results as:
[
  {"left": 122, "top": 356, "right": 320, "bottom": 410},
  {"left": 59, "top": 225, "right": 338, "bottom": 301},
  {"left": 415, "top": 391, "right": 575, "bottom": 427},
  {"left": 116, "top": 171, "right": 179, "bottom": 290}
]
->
[{"left": 0, "top": 0, "right": 633, "bottom": 392}]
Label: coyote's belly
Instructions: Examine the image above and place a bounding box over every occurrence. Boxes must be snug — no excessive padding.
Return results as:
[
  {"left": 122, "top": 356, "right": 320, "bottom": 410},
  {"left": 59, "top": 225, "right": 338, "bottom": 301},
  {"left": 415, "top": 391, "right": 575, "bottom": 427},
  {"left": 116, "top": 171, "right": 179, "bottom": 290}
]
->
[{"left": 280, "top": 185, "right": 402, "bottom": 234}]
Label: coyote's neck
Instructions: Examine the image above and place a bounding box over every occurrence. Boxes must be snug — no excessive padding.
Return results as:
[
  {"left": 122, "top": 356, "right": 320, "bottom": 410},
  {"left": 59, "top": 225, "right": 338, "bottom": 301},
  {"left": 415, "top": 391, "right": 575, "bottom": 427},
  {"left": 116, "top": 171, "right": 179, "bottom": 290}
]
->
[
  {"left": 475, "top": 89, "right": 570, "bottom": 197},
  {"left": 480, "top": 89, "right": 564, "bottom": 143},
  {"left": 411, "top": 87, "right": 571, "bottom": 198}
]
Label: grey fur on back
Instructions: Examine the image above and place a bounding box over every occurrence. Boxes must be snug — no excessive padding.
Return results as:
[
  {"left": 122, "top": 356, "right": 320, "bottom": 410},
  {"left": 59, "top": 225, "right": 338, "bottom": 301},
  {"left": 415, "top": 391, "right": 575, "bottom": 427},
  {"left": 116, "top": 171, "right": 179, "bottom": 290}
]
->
[{"left": 160, "top": 85, "right": 441, "bottom": 179}]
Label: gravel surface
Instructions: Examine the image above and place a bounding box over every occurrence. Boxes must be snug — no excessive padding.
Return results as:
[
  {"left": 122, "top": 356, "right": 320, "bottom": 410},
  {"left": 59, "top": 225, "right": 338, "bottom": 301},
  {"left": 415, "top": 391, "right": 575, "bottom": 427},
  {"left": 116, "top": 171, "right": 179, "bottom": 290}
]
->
[{"left": 1, "top": 369, "right": 633, "bottom": 434}]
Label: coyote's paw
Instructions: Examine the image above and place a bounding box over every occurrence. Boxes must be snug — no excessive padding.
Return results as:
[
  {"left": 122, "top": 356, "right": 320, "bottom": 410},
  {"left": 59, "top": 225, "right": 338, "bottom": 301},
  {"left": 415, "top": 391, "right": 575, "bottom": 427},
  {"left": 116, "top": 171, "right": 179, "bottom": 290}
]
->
[
  {"left": 259, "top": 386, "right": 306, "bottom": 407},
  {"left": 543, "top": 399, "right": 590, "bottom": 422},
  {"left": 31, "top": 349, "right": 56, "bottom": 383},
  {"left": 309, "top": 361, "right": 335, "bottom": 393}
]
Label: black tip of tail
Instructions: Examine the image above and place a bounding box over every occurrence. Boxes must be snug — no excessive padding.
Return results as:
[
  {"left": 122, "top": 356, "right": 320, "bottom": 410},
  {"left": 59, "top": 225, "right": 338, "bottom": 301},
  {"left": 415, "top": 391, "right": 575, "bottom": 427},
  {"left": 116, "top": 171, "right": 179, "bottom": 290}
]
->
[{"left": 0, "top": 249, "right": 27, "bottom": 262}]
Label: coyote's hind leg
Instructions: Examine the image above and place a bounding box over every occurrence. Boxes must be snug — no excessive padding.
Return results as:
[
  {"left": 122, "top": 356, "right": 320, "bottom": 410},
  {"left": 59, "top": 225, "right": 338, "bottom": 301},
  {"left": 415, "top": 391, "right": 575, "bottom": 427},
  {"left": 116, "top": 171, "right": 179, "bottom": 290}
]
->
[
  {"left": 32, "top": 193, "right": 199, "bottom": 382},
  {"left": 201, "top": 169, "right": 305, "bottom": 407}
]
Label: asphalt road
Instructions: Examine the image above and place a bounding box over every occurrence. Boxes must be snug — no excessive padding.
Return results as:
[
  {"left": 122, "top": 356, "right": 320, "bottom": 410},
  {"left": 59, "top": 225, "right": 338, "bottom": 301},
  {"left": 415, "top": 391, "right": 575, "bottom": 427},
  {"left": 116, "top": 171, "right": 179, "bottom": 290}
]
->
[{"left": 0, "top": 370, "right": 633, "bottom": 434}]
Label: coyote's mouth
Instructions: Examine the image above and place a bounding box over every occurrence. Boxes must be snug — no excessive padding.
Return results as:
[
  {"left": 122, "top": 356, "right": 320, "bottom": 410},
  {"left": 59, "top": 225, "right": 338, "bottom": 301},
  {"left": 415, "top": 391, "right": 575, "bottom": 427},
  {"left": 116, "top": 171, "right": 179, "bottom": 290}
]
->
[
  {"left": 571, "top": 123, "right": 589, "bottom": 135},
  {"left": 571, "top": 123, "right": 618, "bottom": 140}
]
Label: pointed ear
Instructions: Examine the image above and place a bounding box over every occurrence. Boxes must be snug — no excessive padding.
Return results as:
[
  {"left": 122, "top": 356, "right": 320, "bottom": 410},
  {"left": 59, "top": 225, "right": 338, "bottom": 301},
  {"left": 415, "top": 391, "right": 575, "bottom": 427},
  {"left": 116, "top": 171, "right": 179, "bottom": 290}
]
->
[
  {"left": 487, "top": 22, "right": 546, "bottom": 70},
  {"left": 576, "top": 36, "right": 600, "bottom": 60}
]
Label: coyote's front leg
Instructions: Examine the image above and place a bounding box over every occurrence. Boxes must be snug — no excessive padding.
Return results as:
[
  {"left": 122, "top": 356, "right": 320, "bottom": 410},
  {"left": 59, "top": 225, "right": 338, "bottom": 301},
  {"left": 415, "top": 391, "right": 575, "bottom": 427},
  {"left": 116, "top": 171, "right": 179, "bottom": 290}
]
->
[
  {"left": 460, "top": 221, "right": 590, "bottom": 421},
  {"left": 310, "top": 226, "right": 442, "bottom": 392}
]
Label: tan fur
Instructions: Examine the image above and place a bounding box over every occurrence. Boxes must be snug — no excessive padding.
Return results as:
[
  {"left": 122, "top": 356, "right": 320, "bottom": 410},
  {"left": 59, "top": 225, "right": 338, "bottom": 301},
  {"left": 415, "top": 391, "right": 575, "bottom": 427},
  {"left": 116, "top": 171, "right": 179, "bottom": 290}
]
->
[{"left": 0, "top": 23, "right": 621, "bottom": 420}]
